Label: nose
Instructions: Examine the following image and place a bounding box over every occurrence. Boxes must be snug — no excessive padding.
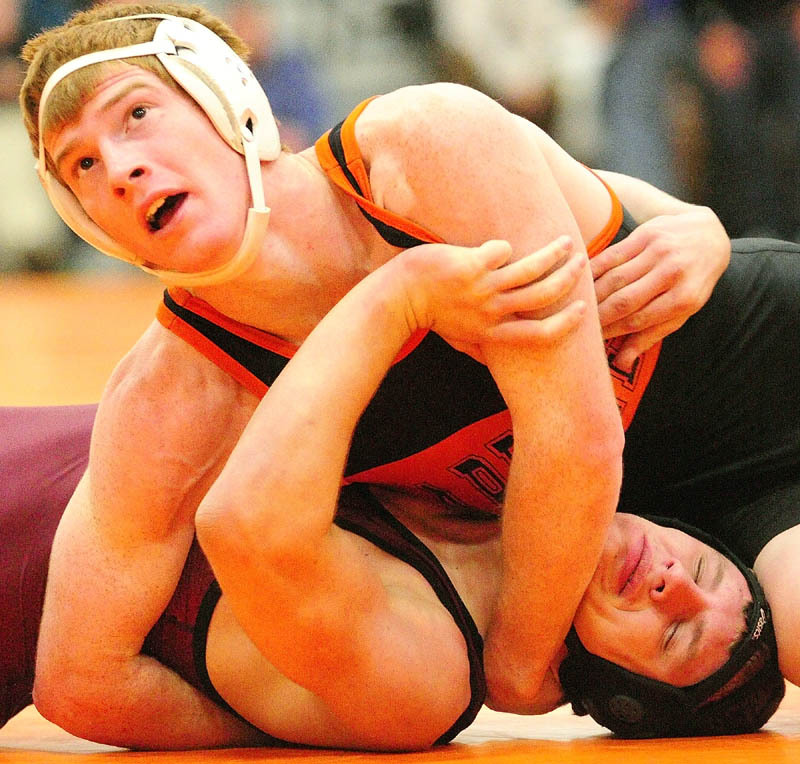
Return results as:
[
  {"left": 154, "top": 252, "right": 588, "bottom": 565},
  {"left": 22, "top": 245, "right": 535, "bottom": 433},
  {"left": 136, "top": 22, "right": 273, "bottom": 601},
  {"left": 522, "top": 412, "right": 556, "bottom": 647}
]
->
[
  {"left": 649, "top": 561, "right": 707, "bottom": 618},
  {"left": 102, "top": 141, "right": 148, "bottom": 199}
]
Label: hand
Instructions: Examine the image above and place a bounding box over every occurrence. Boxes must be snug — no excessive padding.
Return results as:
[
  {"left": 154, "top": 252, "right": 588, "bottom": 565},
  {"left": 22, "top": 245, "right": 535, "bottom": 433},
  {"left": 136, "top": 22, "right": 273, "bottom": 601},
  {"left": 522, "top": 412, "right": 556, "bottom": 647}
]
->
[
  {"left": 401, "top": 237, "right": 587, "bottom": 359},
  {"left": 591, "top": 207, "right": 730, "bottom": 371}
]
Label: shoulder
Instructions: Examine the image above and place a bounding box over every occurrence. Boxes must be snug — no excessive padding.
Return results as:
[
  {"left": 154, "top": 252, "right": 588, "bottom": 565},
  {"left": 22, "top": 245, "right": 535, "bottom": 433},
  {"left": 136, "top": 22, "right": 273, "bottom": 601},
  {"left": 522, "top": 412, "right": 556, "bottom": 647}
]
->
[
  {"left": 356, "top": 83, "right": 512, "bottom": 155},
  {"left": 98, "top": 321, "right": 245, "bottom": 430},
  {"left": 353, "top": 84, "right": 555, "bottom": 244}
]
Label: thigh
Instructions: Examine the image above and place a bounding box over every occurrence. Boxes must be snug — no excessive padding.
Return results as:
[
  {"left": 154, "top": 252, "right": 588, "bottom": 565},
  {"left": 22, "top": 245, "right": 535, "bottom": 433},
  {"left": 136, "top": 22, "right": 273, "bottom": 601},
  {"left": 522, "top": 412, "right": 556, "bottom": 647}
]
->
[
  {"left": 755, "top": 524, "right": 800, "bottom": 687},
  {"left": 708, "top": 480, "right": 800, "bottom": 567},
  {"left": 0, "top": 405, "right": 95, "bottom": 696},
  {"left": 0, "top": 404, "right": 95, "bottom": 541}
]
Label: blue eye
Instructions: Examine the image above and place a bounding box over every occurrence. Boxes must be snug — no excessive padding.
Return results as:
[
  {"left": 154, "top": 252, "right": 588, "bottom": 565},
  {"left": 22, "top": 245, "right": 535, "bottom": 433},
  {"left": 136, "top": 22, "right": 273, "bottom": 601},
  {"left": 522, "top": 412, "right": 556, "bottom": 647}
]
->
[{"left": 79, "top": 157, "right": 94, "bottom": 171}]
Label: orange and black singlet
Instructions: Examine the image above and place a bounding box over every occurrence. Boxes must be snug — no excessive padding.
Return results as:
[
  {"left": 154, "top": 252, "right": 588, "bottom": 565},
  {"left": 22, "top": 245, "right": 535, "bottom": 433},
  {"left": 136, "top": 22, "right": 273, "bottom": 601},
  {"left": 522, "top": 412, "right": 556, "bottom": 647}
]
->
[{"left": 158, "top": 100, "right": 661, "bottom": 512}]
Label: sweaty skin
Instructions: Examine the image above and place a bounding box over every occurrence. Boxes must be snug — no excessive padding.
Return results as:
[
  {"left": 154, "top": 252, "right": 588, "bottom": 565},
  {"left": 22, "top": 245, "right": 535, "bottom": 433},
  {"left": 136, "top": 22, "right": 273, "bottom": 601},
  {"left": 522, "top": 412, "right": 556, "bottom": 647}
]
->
[
  {"left": 26, "top": 10, "right": 729, "bottom": 739},
  {"left": 573, "top": 514, "right": 749, "bottom": 687},
  {"left": 37, "top": 78, "right": 626, "bottom": 743}
]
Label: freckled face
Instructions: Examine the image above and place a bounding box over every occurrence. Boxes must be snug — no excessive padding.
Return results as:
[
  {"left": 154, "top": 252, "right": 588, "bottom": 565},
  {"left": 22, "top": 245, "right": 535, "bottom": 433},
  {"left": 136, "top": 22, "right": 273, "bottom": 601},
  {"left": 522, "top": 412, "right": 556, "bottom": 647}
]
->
[
  {"left": 46, "top": 65, "right": 252, "bottom": 273},
  {"left": 573, "top": 514, "right": 751, "bottom": 687}
]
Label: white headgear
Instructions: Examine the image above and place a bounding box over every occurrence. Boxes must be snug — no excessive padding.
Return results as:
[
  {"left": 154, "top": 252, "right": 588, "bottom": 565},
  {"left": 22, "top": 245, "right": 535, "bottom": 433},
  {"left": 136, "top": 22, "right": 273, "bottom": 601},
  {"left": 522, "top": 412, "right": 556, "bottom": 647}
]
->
[{"left": 37, "top": 14, "right": 281, "bottom": 286}]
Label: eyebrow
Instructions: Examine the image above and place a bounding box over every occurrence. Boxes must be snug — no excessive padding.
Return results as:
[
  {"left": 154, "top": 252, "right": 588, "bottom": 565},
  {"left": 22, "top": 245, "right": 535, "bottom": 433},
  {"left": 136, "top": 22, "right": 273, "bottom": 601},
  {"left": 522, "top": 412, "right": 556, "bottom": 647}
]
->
[
  {"left": 684, "top": 555, "right": 726, "bottom": 664},
  {"left": 52, "top": 80, "right": 151, "bottom": 173}
]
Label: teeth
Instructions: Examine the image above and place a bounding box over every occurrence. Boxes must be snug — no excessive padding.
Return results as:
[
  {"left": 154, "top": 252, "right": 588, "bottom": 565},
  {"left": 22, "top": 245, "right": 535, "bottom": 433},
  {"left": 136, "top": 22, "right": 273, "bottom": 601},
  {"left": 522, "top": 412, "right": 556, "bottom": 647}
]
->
[{"left": 146, "top": 196, "right": 167, "bottom": 225}]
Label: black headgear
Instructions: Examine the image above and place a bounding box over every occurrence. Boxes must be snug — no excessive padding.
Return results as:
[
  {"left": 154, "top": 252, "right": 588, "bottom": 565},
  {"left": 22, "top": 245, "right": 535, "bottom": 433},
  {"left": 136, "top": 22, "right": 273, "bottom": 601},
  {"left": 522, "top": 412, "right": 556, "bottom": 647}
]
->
[{"left": 558, "top": 516, "right": 785, "bottom": 737}]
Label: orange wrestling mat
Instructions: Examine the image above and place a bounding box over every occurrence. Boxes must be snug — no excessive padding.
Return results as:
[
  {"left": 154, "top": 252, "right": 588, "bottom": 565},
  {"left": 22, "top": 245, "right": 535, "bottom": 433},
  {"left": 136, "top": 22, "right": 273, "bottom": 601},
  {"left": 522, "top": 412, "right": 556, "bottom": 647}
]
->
[
  {"left": 1, "top": 694, "right": 799, "bottom": 764},
  {"left": 2, "top": 274, "right": 799, "bottom": 762}
]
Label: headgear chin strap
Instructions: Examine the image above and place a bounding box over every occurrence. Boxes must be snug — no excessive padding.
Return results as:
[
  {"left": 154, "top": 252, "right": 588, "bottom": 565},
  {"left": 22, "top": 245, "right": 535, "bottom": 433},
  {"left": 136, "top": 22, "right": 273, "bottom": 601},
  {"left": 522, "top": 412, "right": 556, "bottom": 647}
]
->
[
  {"left": 37, "top": 13, "right": 281, "bottom": 287},
  {"left": 558, "top": 516, "right": 785, "bottom": 738}
]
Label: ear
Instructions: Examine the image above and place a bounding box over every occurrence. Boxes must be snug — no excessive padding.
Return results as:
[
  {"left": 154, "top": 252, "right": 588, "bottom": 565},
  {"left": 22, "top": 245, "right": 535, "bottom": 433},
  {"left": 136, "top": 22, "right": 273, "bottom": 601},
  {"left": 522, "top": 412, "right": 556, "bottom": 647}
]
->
[{"left": 152, "top": 16, "right": 280, "bottom": 161}]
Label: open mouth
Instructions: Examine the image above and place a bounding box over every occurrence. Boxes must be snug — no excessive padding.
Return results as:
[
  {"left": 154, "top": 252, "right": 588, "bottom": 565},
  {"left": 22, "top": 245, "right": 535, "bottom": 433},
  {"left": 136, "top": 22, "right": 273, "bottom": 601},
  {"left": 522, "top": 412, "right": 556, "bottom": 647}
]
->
[{"left": 146, "top": 193, "right": 187, "bottom": 232}]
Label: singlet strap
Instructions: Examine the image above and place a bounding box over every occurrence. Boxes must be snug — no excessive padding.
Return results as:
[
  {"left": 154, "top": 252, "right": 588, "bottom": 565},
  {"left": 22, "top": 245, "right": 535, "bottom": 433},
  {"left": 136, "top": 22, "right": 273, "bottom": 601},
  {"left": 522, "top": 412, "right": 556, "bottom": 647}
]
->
[
  {"left": 335, "top": 485, "right": 485, "bottom": 743},
  {"left": 315, "top": 97, "right": 445, "bottom": 248},
  {"left": 584, "top": 167, "right": 624, "bottom": 256}
]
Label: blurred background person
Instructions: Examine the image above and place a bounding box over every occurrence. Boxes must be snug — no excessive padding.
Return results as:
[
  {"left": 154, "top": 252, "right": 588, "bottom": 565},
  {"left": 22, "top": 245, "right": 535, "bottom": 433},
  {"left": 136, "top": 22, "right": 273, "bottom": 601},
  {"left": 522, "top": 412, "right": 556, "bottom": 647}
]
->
[
  {"left": 8, "top": 0, "right": 800, "bottom": 274},
  {"left": 430, "top": 0, "right": 610, "bottom": 166},
  {"left": 591, "top": 0, "right": 700, "bottom": 200},
  {"left": 0, "top": 0, "right": 77, "bottom": 272},
  {"left": 681, "top": 0, "right": 800, "bottom": 239},
  {"left": 221, "top": 0, "right": 333, "bottom": 151}
]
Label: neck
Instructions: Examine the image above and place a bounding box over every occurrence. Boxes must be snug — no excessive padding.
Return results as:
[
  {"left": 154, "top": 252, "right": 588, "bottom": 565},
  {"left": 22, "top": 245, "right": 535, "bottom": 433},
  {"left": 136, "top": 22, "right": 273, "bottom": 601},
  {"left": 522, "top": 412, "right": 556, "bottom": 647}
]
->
[{"left": 190, "top": 150, "right": 380, "bottom": 342}]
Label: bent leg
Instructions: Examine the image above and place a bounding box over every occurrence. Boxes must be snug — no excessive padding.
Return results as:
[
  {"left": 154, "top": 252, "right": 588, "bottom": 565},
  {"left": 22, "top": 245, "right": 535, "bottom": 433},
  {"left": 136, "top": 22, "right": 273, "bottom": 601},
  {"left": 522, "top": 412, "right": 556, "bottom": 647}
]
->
[
  {"left": 755, "top": 524, "right": 800, "bottom": 687},
  {"left": 0, "top": 404, "right": 95, "bottom": 726}
]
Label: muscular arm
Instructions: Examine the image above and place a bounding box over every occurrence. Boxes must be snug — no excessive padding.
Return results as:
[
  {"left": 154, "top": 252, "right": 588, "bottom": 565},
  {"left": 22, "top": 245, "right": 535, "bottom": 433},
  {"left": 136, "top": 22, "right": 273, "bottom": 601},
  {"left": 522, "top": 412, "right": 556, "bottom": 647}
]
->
[
  {"left": 34, "top": 326, "right": 265, "bottom": 750},
  {"left": 480, "top": 305, "right": 623, "bottom": 713},
  {"left": 197, "top": 260, "right": 458, "bottom": 750},
  {"left": 362, "top": 84, "right": 625, "bottom": 711},
  {"left": 195, "top": 239, "right": 584, "bottom": 749}
]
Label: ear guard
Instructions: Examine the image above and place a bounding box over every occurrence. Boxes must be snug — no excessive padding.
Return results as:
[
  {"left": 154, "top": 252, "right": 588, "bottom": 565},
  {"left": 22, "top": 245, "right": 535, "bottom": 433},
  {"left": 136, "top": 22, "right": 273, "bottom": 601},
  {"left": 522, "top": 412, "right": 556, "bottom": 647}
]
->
[
  {"left": 36, "top": 13, "right": 281, "bottom": 287},
  {"left": 558, "top": 517, "right": 785, "bottom": 738}
]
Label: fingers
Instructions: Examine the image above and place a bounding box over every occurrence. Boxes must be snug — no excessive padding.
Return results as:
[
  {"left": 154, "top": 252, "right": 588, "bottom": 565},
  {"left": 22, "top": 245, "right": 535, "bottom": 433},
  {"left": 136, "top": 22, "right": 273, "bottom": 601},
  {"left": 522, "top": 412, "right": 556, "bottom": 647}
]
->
[
  {"left": 475, "top": 239, "right": 514, "bottom": 270},
  {"left": 492, "top": 236, "right": 574, "bottom": 291},
  {"left": 611, "top": 317, "right": 682, "bottom": 373},
  {"left": 490, "top": 300, "right": 587, "bottom": 345},
  {"left": 596, "top": 258, "right": 684, "bottom": 329},
  {"left": 593, "top": 244, "right": 658, "bottom": 306},
  {"left": 590, "top": 232, "right": 643, "bottom": 281},
  {"left": 494, "top": 251, "right": 586, "bottom": 315}
]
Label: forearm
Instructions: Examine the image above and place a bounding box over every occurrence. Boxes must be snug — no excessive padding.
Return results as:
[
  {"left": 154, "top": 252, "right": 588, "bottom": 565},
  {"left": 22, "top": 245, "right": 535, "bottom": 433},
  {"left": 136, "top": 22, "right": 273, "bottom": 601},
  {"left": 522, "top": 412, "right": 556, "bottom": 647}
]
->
[
  {"left": 595, "top": 169, "right": 704, "bottom": 221},
  {"left": 479, "top": 270, "right": 623, "bottom": 710},
  {"left": 35, "top": 467, "right": 260, "bottom": 750},
  {"left": 483, "top": 424, "right": 622, "bottom": 711},
  {"left": 36, "top": 524, "right": 264, "bottom": 748},
  {"left": 36, "top": 654, "right": 265, "bottom": 749}
]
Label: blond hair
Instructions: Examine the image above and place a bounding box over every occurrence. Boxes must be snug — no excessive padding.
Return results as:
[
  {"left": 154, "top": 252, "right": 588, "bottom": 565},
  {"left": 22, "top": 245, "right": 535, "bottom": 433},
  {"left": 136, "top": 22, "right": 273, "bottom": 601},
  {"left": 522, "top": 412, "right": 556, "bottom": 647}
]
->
[{"left": 19, "top": 2, "right": 249, "bottom": 160}]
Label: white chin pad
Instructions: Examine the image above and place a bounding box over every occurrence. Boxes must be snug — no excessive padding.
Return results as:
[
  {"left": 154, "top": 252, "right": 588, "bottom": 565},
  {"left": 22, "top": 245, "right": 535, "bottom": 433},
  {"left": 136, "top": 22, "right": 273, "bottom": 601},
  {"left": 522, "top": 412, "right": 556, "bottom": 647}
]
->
[{"left": 36, "top": 14, "right": 278, "bottom": 286}]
